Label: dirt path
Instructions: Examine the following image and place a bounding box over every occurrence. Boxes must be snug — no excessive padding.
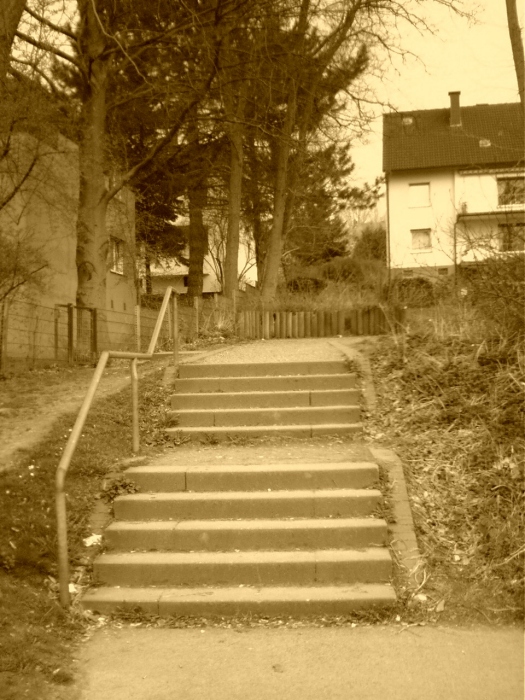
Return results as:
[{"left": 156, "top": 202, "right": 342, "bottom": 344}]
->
[{"left": 0, "top": 358, "right": 176, "bottom": 471}]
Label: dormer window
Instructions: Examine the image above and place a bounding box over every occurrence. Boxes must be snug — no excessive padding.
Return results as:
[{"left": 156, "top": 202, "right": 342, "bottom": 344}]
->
[{"left": 497, "top": 176, "right": 525, "bottom": 206}]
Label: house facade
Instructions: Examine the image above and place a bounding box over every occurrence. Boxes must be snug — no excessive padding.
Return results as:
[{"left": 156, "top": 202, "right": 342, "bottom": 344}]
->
[
  {"left": 0, "top": 130, "right": 137, "bottom": 365},
  {"left": 383, "top": 93, "right": 524, "bottom": 281}
]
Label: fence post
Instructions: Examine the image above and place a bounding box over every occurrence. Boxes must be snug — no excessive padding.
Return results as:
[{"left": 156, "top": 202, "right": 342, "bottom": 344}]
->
[
  {"left": 91, "top": 308, "right": 98, "bottom": 362},
  {"left": 0, "top": 300, "right": 7, "bottom": 373},
  {"left": 305, "top": 311, "right": 311, "bottom": 338},
  {"left": 134, "top": 304, "right": 141, "bottom": 352},
  {"left": 337, "top": 310, "right": 345, "bottom": 336},
  {"left": 54, "top": 306, "right": 59, "bottom": 362},
  {"left": 67, "top": 304, "right": 74, "bottom": 364},
  {"left": 172, "top": 292, "right": 179, "bottom": 370},
  {"left": 263, "top": 311, "right": 270, "bottom": 339},
  {"left": 317, "top": 311, "right": 325, "bottom": 338},
  {"left": 131, "top": 358, "right": 139, "bottom": 453}
]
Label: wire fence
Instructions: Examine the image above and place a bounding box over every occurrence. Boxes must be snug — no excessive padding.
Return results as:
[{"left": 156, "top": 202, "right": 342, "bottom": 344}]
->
[{"left": 0, "top": 295, "right": 235, "bottom": 372}]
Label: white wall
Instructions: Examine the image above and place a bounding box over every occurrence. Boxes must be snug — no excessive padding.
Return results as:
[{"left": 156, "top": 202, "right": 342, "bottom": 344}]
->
[{"left": 388, "top": 169, "right": 456, "bottom": 270}]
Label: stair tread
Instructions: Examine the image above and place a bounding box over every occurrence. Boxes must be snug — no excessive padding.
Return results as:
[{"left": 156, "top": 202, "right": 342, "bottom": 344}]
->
[
  {"left": 96, "top": 548, "right": 391, "bottom": 564},
  {"left": 170, "top": 405, "right": 358, "bottom": 414},
  {"left": 166, "top": 423, "right": 362, "bottom": 433},
  {"left": 117, "top": 488, "right": 381, "bottom": 501},
  {"left": 127, "top": 462, "right": 377, "bottom": 475},
  {"left": 172, "top": 389, "right": 358, "bottom": 397},
  {"left": 178, "top": 362, "right": 350, "bottom": 379},
  {"left": 106, "top": 517, "right": 386, "bottom": 531}
]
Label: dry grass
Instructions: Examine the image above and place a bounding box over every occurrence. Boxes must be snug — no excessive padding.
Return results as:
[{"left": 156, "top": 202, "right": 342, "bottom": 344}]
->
[{"left": 367, "top": 316, "right": 524, "bottom": 623}]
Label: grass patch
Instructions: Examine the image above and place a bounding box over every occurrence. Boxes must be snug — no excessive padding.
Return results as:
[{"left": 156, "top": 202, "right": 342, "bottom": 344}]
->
[
  {"left": 367, "top": 330, "right": 524, "bottom": 624},
  {"left": 0, "top": 365, "right": 172, "bottom": 699}
]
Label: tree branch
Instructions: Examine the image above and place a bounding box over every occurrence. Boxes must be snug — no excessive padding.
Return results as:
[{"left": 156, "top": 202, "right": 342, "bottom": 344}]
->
[
  {"left": 9, "top": 59, "right": 61, "bottom": 98},
  {"left": 23, "top": 6, "right": 77, "bottom": 41},
  {"left": 15, "top": 29, "right": 81, "bottom": 68},
  {"left": 0, "top": 155, "right": 38, "bottom": 211}
]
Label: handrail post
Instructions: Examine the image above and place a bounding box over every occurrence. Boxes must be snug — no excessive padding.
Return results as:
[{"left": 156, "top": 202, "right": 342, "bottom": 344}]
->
[
  {"left": 131, "top": 357, "right": 139, "bottom": 453},
  {"left": 172, "top": 292, "right": 179, "bottom": 371},
  {"left": 56, "top": 350, "right": 110, "bottom": 607},
  {"left": 56, "top": 486, "right": 70, "bottom": 607}
]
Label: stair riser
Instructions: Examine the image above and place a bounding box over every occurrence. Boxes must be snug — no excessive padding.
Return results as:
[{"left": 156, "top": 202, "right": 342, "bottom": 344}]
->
[
  {"left": 81, "top": 586, "right": 397, "bottom": 617},
  {"left": 173, "top": 375, "right": 356, "bottom": 393},
  {"left": 126, "top": 465, "right": 378, "bottom": 492},
  {"left": 170, "top": 406, "right": 361, "bottom": 428},
  {"left": 105, "top": 523, "right": 388, "bottom": 552},
  {"left": 114, "top": 493, "right": 381, "bottom": 521},
  {"left": 165, "top": 424, "right": 361, "bottom": 441},
  {"left": 171, "top": 389, "right": 360, "bottom": 410},
  {"left": 178, "top": 361, "right": 349, "bottom": 379},
  {"left": 94, "top": 559, "right": 391, "bottom": 587}
]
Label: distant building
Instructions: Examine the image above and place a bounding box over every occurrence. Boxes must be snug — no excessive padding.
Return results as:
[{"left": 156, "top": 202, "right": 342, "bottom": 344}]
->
[{"left": 383, "top": 93, "right": 524, "bottom": 281}]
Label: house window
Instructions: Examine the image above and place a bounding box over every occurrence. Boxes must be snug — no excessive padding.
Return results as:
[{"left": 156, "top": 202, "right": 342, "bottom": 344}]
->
[
  {"left": 408, "top": 183, "right": 430, "bottom": 208},
  {"left": 411, "top": 228, "right": 432, "bottom": 250},
  {"left": 497, "top": 177, "right": 525, "bottom": 206},
  {"left": 498, "top": 223, "right": 525, "bottom": 252},
  {"left": 110, "top": 238, "right": 124, "bottom": 275}
]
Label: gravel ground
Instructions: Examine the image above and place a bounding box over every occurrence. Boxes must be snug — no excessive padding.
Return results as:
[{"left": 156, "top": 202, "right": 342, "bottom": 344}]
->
[{"left": 197, "top": 338, "right": 348, "bottom": 364}]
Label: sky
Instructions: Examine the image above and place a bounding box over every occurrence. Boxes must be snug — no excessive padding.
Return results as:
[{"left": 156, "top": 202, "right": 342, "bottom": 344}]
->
[{"left": 350, "top": 1, "right": 523, "bottom": 186}]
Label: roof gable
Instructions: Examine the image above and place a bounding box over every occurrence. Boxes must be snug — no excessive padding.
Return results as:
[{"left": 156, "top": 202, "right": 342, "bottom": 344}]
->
[{"left": 383, "top": 102, "right": 524, "bottom": 172}]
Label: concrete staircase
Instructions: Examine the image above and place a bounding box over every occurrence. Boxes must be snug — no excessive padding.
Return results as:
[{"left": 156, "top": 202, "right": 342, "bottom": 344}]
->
[
  {"left": 166, "top": 360, "right": 362, "bottom": 441},
  {"left": 81, "top": 360, "right": 396, "bottom": 616}
]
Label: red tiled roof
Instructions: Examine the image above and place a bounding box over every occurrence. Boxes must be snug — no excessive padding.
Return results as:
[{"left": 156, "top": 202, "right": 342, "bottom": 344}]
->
[{"left": 383, "top": 102, "right": 524, "bottom": 172}]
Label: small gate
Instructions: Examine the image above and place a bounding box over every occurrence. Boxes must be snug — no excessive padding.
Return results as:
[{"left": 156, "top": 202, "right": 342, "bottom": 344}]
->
[{"left": 55, "top": 304, "right": 97, "bottom": 364}]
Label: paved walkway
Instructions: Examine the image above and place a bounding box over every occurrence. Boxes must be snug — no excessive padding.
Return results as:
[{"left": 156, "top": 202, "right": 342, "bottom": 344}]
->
[{"left": 75, "top": 624, "right": 523, "bottom": 700}]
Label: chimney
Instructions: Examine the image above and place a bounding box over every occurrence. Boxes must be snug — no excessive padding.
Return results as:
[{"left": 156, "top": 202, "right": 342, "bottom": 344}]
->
[{"left": 449, "top": 91, "right": 461, "bottom": 127}]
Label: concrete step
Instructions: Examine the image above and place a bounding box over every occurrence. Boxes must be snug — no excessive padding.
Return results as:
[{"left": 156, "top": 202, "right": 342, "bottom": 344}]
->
[
  {"left": 114, "top": 488, "right": 382, "bottom": 521},
  {"left": 93, "top": 549, "right": 392, "bottom": 587},
  {"left": 165, "top": 423, "right": 362, "bottom": 441},
  {"left": 169, "top": 405, "right": 361, "bottom": 428},
  {"left": 173, "top": 374, "right": 356, "bottom": 394},
  {"left": 178, "top": 361, "right": 349, "bottom": 379},
  {"left": 170, "top": 389, "right": 360, "bottom": 410},
  {"left": 104, "top": 518, "right": 388, "bottom": 552},
  {"left": 125, "top": 462, "right": 379, "bottom": 492},
  {"left": 81, "top": 583, "right": 397, "bottom": 617}
]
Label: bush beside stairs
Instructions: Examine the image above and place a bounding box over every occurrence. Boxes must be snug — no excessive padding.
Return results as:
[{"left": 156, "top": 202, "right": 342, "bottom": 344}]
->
[{"left": 82, "top": 360, "right": 396, "bottom": 616}]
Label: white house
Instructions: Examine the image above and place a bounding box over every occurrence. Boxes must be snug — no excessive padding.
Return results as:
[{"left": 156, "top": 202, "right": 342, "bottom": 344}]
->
[{"left": 383, "top": 93, "right": 524, "bottom": 281}]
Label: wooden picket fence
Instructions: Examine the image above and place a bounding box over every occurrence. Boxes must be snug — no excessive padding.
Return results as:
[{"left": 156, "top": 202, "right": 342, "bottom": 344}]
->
[{"left": 237, "top": 306, "right": 405, "bottom": 340}]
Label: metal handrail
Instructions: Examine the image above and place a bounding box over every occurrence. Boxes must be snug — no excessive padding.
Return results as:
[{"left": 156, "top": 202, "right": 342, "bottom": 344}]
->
[{"left": 55, "top": 286, "right": 179, "bottom": 607}]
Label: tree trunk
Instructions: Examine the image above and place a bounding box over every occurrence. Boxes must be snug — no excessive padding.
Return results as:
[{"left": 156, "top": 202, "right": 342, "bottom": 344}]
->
[
  {"left": 0, "top": 0, "right": 26, "bottom": 90},
  {"left": 75, "top": 1, "right": 110, "bottom": 310},
  {"left": 506, "top": 0, "right": 525, "bottom": 108},
  {"left": 223, "top": 124, "right": 244, "bottom": 300},
  {"left": 260, "top": 85, "right": 297, "bottom": 304},
  {"left": 187, "top": 181, "right": 208, "bottom": 302}
]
